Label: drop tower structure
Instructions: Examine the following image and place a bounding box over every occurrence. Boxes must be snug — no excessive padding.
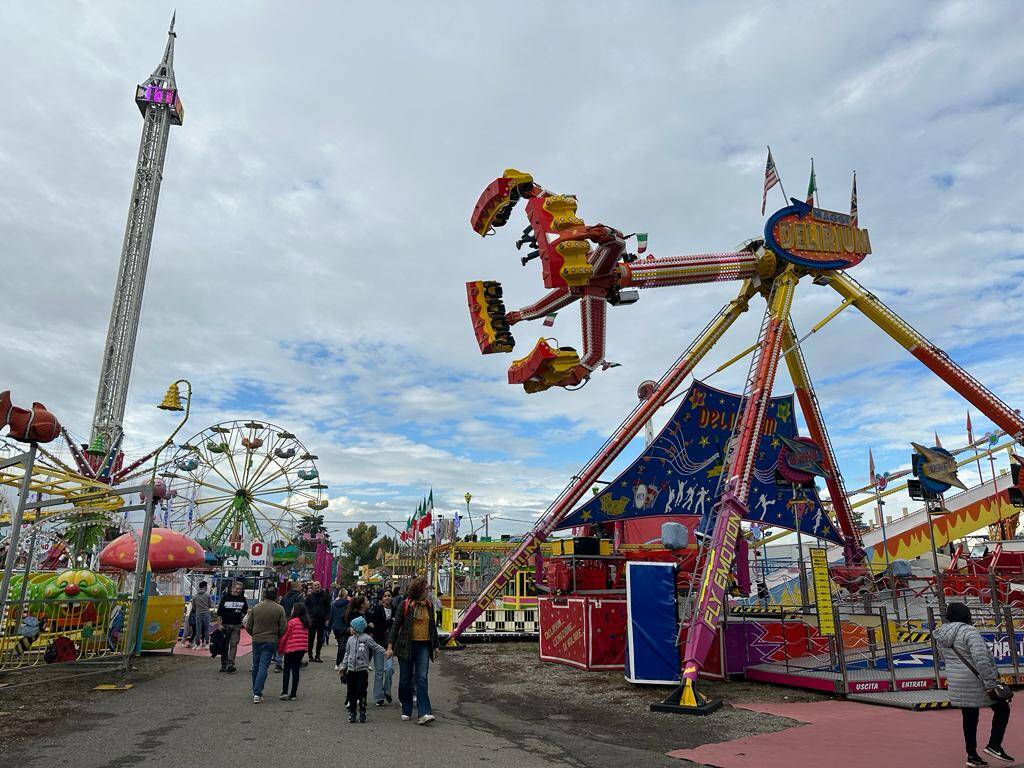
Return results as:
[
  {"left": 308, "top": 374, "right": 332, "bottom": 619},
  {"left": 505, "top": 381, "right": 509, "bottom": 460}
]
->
[{"left": 90, "top": 15, "right": 184, "bottom": 460}]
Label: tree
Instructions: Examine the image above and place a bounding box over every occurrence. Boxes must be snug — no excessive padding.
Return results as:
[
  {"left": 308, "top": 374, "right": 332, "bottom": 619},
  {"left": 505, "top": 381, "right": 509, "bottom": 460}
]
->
[{"left": 338, "top": 522, "right": 384, "bottom": 581}]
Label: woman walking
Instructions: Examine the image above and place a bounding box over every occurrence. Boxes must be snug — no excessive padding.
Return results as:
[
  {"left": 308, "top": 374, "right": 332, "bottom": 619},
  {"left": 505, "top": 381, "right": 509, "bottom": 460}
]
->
[
  {"left": 386, "top": 577, "right": 439, "bottom": 725},
  {"left": 278, "top": 602, "right": 310, "bottom": 700},
  {"left": 934, "top": 602, "right": 1014, "bottom": 766}
]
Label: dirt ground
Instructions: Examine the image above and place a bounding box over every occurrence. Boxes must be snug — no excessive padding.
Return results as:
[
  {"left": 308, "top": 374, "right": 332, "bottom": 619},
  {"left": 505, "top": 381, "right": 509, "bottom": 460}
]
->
[
  {"left": 445, "top": 642, "right": 829, "bottom": 758},
  {"left": 0, "top": 654, "right": 185, "bottom": 749}
]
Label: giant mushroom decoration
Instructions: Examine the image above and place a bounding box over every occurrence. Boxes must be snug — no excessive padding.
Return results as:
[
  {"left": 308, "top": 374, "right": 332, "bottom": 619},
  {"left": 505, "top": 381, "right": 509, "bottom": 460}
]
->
[{"left": 99, "top": 528, "right": 205, "bottom": 573}]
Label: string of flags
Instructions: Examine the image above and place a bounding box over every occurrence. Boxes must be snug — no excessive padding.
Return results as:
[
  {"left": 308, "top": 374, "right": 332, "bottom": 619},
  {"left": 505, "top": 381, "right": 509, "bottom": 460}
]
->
[{"left": 400, "top": 488, "right": 434, "bottom": 542}]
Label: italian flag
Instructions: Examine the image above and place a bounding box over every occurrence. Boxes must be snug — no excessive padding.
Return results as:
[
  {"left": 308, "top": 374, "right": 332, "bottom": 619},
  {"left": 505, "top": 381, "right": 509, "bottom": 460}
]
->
[
  {"left": 418, "top": 489, "right": 434, "bottom": 532},
  {"left": 401, "top": 513, "right": 415, "bottom": 542},
  {"left": 636, "top": 233, "right": 648, "bottom": 254}
]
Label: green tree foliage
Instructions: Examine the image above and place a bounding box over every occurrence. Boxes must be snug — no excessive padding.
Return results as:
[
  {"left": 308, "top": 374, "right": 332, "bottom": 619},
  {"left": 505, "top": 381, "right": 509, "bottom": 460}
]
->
[
  {"left": 296, "top": 514, "right": 332, "bottom": 551},
  {"left": 338, "top": 522, "right": 384, "bottom": 580}
]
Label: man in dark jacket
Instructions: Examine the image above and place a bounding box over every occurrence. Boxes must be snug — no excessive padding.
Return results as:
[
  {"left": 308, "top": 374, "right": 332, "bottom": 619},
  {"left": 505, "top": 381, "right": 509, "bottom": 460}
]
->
[
  {"left": 304, "top": 581, "right": 331, "bottom": 662},
  {"left": 215, "top": 581, "right": 249, "bottom": 673}
]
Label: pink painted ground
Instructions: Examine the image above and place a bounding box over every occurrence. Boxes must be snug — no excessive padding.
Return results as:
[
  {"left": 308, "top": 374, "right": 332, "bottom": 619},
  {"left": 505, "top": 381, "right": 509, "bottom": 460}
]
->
[
  {"left": 668, "top": 701, "right": 1023, "bottom": 767},
  {"left": 174, "top": 629, "right": 252, "bottom": 658}
]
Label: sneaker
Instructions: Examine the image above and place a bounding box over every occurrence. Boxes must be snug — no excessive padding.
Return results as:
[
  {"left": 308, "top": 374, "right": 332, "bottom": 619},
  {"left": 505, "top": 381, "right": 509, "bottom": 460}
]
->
[
  {"left": 348, "top": 711, "right": 357, "bottom": 723},
  {"left": 334, "top": 664, "right": 342, "bottom": 671},
  {"left": 227, "top": 666, "right": 237, "bottom": 674},
  {"left": 288, "top": 695, "right": 296, "bottom": 700},
  {"left": 984, "top": 746, "right": 1013, "bottom": 763},
  {"left": 218, "top": 667, "right": 226, "bottom": 673},
  {"left": 280, "top": 694, "right": 289, "bottom": 700},
  {"left": 253, "top": 695, "right": 263, "bottom": 704},
  {"left": 375, "top": 700, "right": 385, "bottom": 707},
  {"left": 274, "top": 667, "right": 282, "bottom": 673},
  {"left": 418, "top": 714, "right": 435, "bottom": 725},
  {"left": 401, "top": 714, "right": 411, "bottom": 721},
  {"left": 384, "top": 693, "right": 392, "bottom": 704},
  {"left": 313, "top": 657, "right": 323, "bottom": 663},
  {"left": 359, "top": 711, "right": 367, "bottom": 723},
  {"left": 967, "top": 755, "right": 990, "bottom": 767}
]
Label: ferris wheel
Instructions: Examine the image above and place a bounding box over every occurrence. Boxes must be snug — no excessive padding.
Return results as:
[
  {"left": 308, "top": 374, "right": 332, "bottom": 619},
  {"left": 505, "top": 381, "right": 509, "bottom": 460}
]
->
[{"left": 162, "top": 420, "right": 328, "bottom": 552}]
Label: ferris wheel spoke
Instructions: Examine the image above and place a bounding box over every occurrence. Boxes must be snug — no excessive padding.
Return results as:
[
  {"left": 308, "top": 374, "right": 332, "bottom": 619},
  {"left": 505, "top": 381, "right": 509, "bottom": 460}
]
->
[
  {"left": 195, "top": 455, "right": 239, "bottom": 496},
  {"left": 245, "top": 432, "right": 283, "bottom": 489},
  {"left": 188, "top": 474, "right": 241, "bottom": 499},
  {"left": 192, "top": 498, "right": 235, "bottom": 527},
  {"left": 222, "top": 445, "right": 245, "bottom": 490},
  {"left": 248, "top": 464, "right": 297, "bottom": 494}
]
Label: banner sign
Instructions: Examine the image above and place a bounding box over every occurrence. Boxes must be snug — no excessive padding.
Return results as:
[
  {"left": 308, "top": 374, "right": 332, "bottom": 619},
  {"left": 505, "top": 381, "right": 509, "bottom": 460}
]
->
[
  {"left": 765, "top": 199, "right": 870, "bottom": 270},
  {"left": 247, "top": 540, "right": 268, "bottom": 568},
  {"left": 809, "top": 548, "right": 835, "bottom": 636},
  {"left": 558, "top": 380, "right": 842, "bottom": 545}
]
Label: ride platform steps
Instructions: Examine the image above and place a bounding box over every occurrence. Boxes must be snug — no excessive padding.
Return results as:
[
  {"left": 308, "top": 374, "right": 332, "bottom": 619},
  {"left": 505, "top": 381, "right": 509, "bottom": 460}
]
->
[{"left": 847, "top": 689, "right": 951, "bottom": 710}]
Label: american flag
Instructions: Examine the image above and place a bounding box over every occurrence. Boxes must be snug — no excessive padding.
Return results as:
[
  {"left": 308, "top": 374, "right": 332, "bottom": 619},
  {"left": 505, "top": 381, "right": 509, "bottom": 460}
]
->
[
  {"left": 761, "top": 148, "right": 780, "bottom": 215},
  {"left": 849, "top": 171, "right": 858, "bottom": 226}
]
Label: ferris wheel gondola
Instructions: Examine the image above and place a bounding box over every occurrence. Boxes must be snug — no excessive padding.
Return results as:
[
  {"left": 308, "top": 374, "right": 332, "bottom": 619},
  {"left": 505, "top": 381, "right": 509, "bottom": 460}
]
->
[{"left": 163, "top": 420, "right": 328, "bottom": 555}]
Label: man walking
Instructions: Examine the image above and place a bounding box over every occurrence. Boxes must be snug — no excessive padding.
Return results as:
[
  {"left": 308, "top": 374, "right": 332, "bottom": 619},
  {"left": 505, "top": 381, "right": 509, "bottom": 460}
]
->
[
  {"left": 215, "top": 581, "right": 249, "bottom": 673},
  {"left": 304, "top": 581, "right": 331, "bottom": 662},
  {"left": 245, "top": 587, "right": 287, "bottom": 703},
  {"left": 191, "top": 580, "right": 212, "bottom": 648}
]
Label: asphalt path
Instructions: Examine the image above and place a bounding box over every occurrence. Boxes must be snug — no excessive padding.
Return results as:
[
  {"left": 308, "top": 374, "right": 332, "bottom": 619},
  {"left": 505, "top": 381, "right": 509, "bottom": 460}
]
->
[{"left": 4, "top": 650, "right": 680, "bottom": 767}]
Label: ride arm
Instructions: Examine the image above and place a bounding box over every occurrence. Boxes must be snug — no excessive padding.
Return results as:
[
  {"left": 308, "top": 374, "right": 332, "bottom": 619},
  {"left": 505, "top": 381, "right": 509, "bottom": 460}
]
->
[
  {"left": 679, "top": 268, "right": 798, "bottom": 708},
  {"left": 619, "top": 251, "right": 759, "bottom": 290},
  {"left": 827, "top": 271, "right": 1024, "bottom": 444},
  {"left": 448, "top": 279, "right": 760, "bottom": 644},
  {"left": 506, "top": 288, "right": 577, "bottom": 325},
  {"left": 781, "top": 321, "right": 861, "bottom": 549}
]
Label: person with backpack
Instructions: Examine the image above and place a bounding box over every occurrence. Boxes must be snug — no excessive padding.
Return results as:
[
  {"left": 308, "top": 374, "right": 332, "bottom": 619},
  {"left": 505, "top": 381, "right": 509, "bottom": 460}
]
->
[
  {"left": 278, "top": 602, "right": 311, "bottom": 700},
  {"left": 244, "top": 587, "right": 287, "bottom": 703},
  {"left": 934, "top": 602, "right": 1014, "bottom": 766},
  {"left": 386, "top": 577, "right": 439, "bottom": 725},
  {"left": 367, "top": 589, "right": 395, "bottom": 706}
]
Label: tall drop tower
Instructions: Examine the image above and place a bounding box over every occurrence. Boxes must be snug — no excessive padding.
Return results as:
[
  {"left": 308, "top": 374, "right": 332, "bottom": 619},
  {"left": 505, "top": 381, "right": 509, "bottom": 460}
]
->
[{"left": 90, "top": 15, "right": 184, "bottom": 456}]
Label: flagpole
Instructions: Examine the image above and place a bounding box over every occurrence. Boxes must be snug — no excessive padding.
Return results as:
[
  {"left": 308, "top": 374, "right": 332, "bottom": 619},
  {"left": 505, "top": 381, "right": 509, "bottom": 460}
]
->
[{"left": 769, "top": 146, "right": 788, "bottom": 201}]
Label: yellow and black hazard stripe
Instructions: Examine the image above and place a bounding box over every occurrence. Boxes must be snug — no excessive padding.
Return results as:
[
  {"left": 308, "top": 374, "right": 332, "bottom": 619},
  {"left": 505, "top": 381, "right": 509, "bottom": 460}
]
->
[
  {"left": 897, "top": 630, "right": 931, "bottom": 643},
  {"left": 913, "top": 700, "right": 951, "bottom": 710},
  {"left": 729, "top": 605, "right": 800, "bottom": 615}
]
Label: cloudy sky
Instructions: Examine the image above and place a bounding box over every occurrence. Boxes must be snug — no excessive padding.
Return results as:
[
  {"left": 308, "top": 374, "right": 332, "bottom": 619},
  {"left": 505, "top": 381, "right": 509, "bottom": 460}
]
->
[{"left": 2, "top": 1, "right": 1023, "bottom": 542}]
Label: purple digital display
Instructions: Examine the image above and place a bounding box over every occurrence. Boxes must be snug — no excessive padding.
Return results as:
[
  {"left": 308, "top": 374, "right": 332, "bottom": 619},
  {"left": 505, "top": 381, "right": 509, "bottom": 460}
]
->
[{"left": 141, "top": 85, "right": 176, "bottom": 105}]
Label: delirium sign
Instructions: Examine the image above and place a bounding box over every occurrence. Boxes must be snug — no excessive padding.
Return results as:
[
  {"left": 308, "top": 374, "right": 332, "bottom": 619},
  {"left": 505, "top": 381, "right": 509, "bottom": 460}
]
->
[{"left": 765, "top": 198, "right": 870, "bottom": 270}]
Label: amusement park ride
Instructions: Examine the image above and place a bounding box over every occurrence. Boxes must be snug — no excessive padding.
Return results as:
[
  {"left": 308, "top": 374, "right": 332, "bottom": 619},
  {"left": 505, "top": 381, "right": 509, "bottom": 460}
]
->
[
  {"left": 456, "top": 168, "right": 1024, "bottom": 712},
  {"left": 1, "top": 19, "right": 325, "bottom": 558}
]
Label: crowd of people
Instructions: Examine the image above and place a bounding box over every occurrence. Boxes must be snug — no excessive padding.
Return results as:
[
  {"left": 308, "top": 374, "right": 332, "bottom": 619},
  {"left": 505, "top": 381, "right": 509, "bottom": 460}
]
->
[{"left": 185, "top": 576, "right": 441, "bottom": 725}]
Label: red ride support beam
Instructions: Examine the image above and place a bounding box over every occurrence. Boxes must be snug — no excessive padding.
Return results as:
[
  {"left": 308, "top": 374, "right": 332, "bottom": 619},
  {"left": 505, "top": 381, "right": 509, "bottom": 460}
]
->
[
  {"left": 447, "top": 281, "right": 759, "bottom": 643},
  {"left": 676, "top": 270, "right": 798, "bottom": 710}
]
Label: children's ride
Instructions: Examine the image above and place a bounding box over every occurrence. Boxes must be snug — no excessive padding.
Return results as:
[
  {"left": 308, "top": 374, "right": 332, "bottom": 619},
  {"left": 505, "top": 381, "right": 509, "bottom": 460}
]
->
[{"left": 456, "top": 168, "right": 1024, "bottom": 712}]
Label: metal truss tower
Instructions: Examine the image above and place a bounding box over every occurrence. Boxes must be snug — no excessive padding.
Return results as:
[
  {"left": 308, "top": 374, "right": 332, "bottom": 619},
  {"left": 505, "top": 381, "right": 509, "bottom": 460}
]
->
[{"left": 91, "top": 15, "right": 184, "bottom": 452}]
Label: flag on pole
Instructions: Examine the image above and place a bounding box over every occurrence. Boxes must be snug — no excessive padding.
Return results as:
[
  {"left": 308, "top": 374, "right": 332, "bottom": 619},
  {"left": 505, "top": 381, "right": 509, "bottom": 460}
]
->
[
  {"left": 849, "top": 171, "right": 858, "bottom": 226},
  {"left": 868, "top": 447, "right": 876, "bottom": 484},
  {"left": 453, "top": 509, "right": 462, "bottom": 533},
  {"left": 636, "top": 233, "right": 648, "bottom": 254},
  {"left": 761, "top": 147, "right": 780, "bottom": 215},
  {"left": 543, "top": 313, "right": 557, "bottom": 327},
  {"left": 934, "top": 431, "right": 943, "bottom": 448},
  {"left": 419, "top": 489, "right": 434, "bottom": 532},
  {"left": 805, "top": 158, "right": 817, "bottom": 206}
]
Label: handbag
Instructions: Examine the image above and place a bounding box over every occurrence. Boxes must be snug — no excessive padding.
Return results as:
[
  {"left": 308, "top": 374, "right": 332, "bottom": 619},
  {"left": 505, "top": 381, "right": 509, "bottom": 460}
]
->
[{"left": 949, "top": 630, "right": 1014, "bottom": 702}]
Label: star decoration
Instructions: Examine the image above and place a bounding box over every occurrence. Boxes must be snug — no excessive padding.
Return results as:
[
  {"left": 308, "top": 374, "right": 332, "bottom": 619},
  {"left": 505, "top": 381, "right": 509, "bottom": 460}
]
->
[
  {"left": 771, "top": 438, "right": 780, "bottom": 448},
  {"left": 699, "top": 436, "right": 709, "bottom": 446},
  {"left": 689, "top": 389, "right": 706, "bottom": 410}
]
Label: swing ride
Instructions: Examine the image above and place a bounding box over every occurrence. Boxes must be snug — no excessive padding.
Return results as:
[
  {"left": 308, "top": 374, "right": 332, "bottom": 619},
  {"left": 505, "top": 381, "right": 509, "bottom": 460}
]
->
[{"left": 455, "top": 167, "right": 1024, "bottom": 712}]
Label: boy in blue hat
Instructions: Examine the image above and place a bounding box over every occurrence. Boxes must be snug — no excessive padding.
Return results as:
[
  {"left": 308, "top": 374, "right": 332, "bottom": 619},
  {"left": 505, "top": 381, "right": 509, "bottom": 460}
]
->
[{"left": 340, "top": 615, "right": 384, "bottom": 723}]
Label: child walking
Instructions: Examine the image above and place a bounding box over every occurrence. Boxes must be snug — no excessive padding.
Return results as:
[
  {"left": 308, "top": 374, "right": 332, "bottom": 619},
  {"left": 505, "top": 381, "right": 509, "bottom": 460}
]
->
[
  {"left": 340, "top": 616, "right": 384, "bottom": 723},
  {"left": 278, "top": 602, "right": 310, "bottom": 700}
]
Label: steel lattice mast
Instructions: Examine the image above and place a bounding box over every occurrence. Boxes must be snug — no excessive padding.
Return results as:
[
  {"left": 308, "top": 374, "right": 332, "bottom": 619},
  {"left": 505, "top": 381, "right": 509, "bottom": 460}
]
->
[{"left": 90, "top": 15, "right": 184, "bottom": 453}]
